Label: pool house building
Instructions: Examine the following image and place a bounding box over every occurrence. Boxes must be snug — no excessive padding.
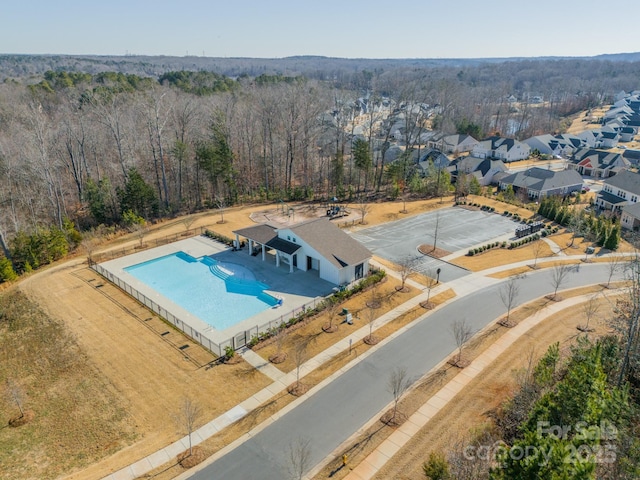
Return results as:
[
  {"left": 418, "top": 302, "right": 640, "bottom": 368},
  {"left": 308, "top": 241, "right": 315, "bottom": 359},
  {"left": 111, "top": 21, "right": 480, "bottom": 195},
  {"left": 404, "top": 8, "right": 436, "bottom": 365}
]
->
[{"left": 233, "top": 217, "right": 372, "bottom": 286}]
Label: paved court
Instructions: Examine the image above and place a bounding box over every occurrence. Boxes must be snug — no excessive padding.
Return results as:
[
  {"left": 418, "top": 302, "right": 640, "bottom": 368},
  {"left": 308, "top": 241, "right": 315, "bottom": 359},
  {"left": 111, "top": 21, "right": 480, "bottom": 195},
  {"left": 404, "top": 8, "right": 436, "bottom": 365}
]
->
[{"left": 350, "top": 207, "right": 519, "bottom": 282}]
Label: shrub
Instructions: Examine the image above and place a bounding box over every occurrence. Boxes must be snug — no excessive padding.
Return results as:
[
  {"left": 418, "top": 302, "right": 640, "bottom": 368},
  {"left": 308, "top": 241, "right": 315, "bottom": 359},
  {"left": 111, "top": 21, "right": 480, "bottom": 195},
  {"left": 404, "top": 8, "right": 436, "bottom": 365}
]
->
[
  {"left": 224, "top": 345, "right": 235, "bottom": 359},
  {"left": 468, "top": 249, "right": 475, "bottom": 256}
]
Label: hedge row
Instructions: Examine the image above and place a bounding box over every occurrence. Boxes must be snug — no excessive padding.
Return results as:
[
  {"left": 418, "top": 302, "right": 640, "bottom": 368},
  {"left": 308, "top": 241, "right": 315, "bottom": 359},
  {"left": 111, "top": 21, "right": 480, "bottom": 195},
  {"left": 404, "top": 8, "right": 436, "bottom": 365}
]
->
[
  {"left": 467, "top": 241, "right": 507, "bottom": 256},
  {"left": 455, "top": 201, "right": 496, "bottom": 212},
  {"left": 508, "top": 233, "right": 541, "bottom": 249}
]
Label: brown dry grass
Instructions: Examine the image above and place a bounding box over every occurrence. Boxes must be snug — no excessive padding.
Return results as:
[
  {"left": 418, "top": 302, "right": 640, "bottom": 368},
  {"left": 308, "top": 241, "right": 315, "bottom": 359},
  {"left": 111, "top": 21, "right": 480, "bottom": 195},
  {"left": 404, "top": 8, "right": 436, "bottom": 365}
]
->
[
  {"left": 1, "top": 196, "right": 461, "bottom": 479},
  {"left": 138, "top": 288, "right": 456, "bottom": 480},
  {"left": 370, "top": 292, "right": 620, "bottom": 480},
  {"left": 452, "top": 240, "right": 554, "bottom": 271},
  {"left": 314, "top": 284, "right": 618, "bottom": 479},
  {"left": 254, "top": 276, "right": 420, "bottom": 373},
  {"left": 2, "top": 193, "right": 594, "bottom": 479},
  {"left": 11, "top": 261, "right": 271, "bottom": 480}
]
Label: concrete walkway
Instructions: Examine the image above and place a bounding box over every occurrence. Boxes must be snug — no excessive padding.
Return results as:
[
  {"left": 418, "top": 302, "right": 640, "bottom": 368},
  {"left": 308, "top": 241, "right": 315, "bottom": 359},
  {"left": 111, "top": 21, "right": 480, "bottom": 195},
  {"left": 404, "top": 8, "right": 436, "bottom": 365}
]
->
[
  {"left": 341, "top": 290, "right": 623, "bottom": 480},
  {"left": 102, "top": 243, "right": 632, "bottom": 480}
]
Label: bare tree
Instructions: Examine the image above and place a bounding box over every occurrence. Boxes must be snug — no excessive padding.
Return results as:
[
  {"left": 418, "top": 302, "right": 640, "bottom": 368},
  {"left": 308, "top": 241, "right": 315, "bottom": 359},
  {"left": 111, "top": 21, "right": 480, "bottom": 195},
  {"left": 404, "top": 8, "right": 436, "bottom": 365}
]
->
[
  {"left": 606, "top": 255, "right": 622, "bottom": 288},
  {"left": 451, "top": 318, "right": 473, "bottom": 367},
  {"left": 322, "top": 298, "right": 339, "bottom": 333},
  {"left": 215, "top": 195, "right": 227, "bottom": 224},
  {"left": 5, "top": 379, "right": 25, "bottom": 419},
  {"left": 386, "top": 366, "right": 412, "bottom": 425},
  {"left": 366, "top": 282, "right": 382, "bottom": 309},
  {"left": 615, "top": 256, "right": 640, "bottom": 386},
  {"left": 289, "top": 339, "right": 309, "bottom": 395},
  {"left": 287, "top": 436, "right": 312, "bottom": 480},
  {"left": 498, "top": 276, "right": 521, "bottom": 327},
  {"left": 269, "top": 324, "right": 288, "bottom": 363},
  {"left": 421, "top": 268, "right": 439, "bottom": 310},
  {"left": 549, "top": 264, "right": 570, "bottom": 300},
  {"left": 531, "top": 239, "right": 546, "bottom": 269},
  {"left": 182, "top": 215, "right": 196, "bottom": 233},
  {"left": 357, "top": 197, "right": 371, "bottom": 224},
  {"left": 174, "top": 395, "right": 203, "bottom": 456},
  {"left": 400, "top": 191, "right": 410, "bottom": 213},
  {"left": 398, "top": 256, "right": 418, "bottom": 291},
  {"left": 578, "top": 294, "right": 600, "bottom": 333},
  {"left": 432, "top": 212, "right": 441, "bottom": 253},
  {"left": 364, "top": 305, "right": 378, "bottom": 345}
]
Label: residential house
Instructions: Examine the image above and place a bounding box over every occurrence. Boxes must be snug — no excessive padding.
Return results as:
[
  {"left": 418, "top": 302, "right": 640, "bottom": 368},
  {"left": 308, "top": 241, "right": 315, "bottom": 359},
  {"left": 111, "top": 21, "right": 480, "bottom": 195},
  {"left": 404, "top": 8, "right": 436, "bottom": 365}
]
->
[
  {"left": 567, "top": 148, "right": 629, "bottom": 178},
  {"left": 623, "top": 149, "right": 640, "bottom": 167},
  {"left": 576, "top": 128, "right": 620, "bottom": 148},
  {"left": 233, "top": 217, "right": 372, "bottom": 286},
  {"left": 415, "top": 148, "right": 450, "bottom": 177},
  {"left": 621, "top": 203, "right": 640, "bottom": 231},
  {"left": 472, "top": 136, "right": 531, "bottom": 162},
  {"left": 447, "top": 156, "right": 507, "bottom": 186},
  {"left": 427, "top": 133, "right": 478, "bottom": 154},
  {"left": 595, "top": 169, "right": 640, "bottom": 214},
  {"left": 498, "top": 167, "right": 583, "bottom": 199}
]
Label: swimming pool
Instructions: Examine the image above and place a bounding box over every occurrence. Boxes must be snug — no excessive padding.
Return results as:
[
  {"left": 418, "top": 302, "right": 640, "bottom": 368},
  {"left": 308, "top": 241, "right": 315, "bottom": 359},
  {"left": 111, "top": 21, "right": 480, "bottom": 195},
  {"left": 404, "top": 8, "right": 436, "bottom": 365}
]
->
[{"left": 124, "top": 251, "right": 278, "bottom": 331}]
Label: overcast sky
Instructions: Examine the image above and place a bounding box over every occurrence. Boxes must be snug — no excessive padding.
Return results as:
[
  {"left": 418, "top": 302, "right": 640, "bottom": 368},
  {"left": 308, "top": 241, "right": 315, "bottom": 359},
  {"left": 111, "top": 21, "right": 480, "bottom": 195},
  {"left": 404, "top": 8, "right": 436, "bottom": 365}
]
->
[{"left": 4, "top": 0, "right": 640, "bottom": 59}]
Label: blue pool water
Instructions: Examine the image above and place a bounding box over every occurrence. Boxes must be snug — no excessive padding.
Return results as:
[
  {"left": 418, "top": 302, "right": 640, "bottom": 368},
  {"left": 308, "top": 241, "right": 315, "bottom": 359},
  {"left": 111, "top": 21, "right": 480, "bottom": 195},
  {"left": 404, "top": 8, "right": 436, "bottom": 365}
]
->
[{"left": 124, "top": 251, "right": 278, "bottom": 331}]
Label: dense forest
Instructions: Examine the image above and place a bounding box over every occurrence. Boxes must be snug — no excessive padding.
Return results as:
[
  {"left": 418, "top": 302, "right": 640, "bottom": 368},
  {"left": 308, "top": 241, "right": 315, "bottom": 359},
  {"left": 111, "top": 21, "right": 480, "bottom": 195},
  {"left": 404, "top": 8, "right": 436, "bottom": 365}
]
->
[{"left": 1, "top": 54, "right": 640, "bottom": 278}]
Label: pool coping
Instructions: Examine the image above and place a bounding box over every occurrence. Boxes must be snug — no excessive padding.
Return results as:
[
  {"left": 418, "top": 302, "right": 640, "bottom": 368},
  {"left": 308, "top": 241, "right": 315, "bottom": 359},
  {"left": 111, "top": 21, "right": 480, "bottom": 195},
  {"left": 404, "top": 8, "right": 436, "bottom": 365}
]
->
[{"left": 97, "top": 236, "right": 333, "bottom": 349}]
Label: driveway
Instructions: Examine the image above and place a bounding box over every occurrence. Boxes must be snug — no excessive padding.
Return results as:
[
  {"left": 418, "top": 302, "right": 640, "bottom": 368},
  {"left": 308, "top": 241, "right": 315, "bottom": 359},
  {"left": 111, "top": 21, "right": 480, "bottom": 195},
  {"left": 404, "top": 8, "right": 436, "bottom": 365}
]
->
[
  {"left": 187, "top": 263, "right": 622, "bottom": 480},
  {"left": 351, "top": 208, "right": 518, "bottom": 282}
]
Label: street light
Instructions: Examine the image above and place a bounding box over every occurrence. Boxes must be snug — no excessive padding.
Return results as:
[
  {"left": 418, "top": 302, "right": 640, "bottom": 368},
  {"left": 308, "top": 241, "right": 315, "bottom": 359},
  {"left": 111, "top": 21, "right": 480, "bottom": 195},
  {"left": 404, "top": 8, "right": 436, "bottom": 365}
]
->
[{"left": 436, "top": 267, "right": 441, "bottom": 284}]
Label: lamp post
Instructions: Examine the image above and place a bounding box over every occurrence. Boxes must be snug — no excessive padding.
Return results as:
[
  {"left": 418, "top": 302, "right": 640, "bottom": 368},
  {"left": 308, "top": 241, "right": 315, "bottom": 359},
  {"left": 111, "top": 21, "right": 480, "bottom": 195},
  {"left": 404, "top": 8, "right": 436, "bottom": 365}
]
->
[{"left": 436, "top": 267, "right": 441, "bottom": 284}]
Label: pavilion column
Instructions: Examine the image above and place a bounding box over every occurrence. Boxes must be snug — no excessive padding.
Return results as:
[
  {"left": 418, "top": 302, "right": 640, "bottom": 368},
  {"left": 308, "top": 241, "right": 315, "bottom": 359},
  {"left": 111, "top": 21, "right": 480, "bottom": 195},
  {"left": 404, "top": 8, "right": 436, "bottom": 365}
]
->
[
  {"left": 261, "top": 244, "right": 266, "bottom": 261},
  {"left": 248, "top": 239, "right": 253, "bottom": 255},
  {"left": 275, "top": 252, "right": 280, "bottom": 267},
  {"left": 289, "top": 255, "right": 294, "bottom": 273}
]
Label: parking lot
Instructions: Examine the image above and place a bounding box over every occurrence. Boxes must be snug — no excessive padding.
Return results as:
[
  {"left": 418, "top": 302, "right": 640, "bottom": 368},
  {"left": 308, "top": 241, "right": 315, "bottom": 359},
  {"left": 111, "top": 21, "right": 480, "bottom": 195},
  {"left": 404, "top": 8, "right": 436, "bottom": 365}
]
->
[{"left": 350, "top": 207, "right": 519, "bottom": 282}]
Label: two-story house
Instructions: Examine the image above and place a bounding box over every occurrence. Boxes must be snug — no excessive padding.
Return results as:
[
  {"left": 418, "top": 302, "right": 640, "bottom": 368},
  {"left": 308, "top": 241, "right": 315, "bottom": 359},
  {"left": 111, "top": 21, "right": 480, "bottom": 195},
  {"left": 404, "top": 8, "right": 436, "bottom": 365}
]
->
[
  {"left": 472, "top": 136, "right": 531, "bottom": 162},
  {"left": 595, "top": 170, "right": 640, "bottom": 217},
  {"left": 567, "top": 148, "right": 629, "bottom": 178}
]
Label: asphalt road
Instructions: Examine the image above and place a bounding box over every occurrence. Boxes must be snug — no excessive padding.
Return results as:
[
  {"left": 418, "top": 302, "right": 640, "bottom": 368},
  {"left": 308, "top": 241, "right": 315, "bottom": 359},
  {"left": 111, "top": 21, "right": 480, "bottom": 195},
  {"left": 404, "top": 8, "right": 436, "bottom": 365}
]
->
[
  {"left": 189, "top": 263, "right": 623, "bottom": 480},
  {"left": 351, "top": 208, "right": 517, "bottom": 282}
]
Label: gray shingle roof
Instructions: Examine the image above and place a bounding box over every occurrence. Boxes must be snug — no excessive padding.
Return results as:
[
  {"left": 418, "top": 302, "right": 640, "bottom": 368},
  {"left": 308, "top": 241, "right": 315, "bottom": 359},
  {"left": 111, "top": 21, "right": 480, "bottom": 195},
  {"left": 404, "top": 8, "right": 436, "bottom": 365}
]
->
[
  {"left": 501, "top": 167, "right": 582, "bottom": 192},
  {"left": 234, "top": 218, "right": 372, "bottom": 269},
  {"left": 603, "top": 170, "right": 640, "bottom": 195},
  {"left": 289, "top": 217, "right": 371, "bottom": 268},
  {"left": 233, "top": 224, "right": 278, "bottom": 244},
  {"left": 622, "top": 202, "right": 640, "bottom": 218}
]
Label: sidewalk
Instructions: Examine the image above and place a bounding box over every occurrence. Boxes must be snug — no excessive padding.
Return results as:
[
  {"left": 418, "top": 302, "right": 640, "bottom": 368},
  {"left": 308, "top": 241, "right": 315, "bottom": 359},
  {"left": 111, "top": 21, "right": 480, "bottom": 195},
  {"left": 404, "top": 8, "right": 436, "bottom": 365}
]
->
[
  {"left": 103, "top": 244, "right": 627, "bottom": 480},
  {"left": 103, "top": 266, "right": 459, "bottom": 480},
  {"left": 342, "top": 291, "right": 622, "bottom": 480}
]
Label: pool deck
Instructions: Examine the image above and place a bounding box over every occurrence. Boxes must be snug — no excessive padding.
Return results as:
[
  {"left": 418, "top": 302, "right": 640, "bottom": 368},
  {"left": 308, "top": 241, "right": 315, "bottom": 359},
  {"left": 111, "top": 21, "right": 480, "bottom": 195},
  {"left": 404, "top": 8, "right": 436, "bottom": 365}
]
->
[{"left": 99, "top": 236, "right": 335, "bottom": 346}]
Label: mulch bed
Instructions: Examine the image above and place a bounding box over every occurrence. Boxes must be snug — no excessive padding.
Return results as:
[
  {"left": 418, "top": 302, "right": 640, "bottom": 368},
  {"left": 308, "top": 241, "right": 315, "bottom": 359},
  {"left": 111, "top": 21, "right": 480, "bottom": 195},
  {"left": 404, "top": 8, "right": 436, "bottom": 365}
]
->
[
  {"left": 417, "top": 244, "right": 452, "bottom": 259},
  {"left": 380, "top": 409, "right": 408, "bottom": 427},
  {"left": 288, "top": 382, "right": 309, "bottom": 396},
  {"left": 268, "top": 352, "right": 288, "bottom": 364},
  {"left": 178, "top": 446, "right": 207, "bottom": 468},
  {"left": 363, "top": 334, "right": 380, "bottom": 345},
  {"left": 322, "top": 323, "right": 339, "bottom": 333},
  {"left": 447, "top": 356, "right": 471, "bottom": 368}
]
